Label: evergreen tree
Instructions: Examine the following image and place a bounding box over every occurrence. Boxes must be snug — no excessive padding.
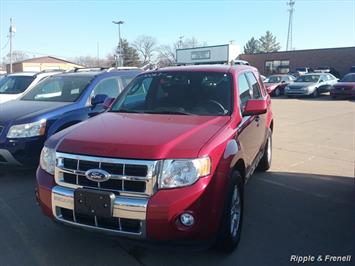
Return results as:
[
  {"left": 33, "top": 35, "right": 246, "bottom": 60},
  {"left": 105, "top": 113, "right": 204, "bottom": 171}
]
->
[
  {"left": 243, "top": 37, "right": 260, "bottom": 54},
  {"left": 259, "top": 31, "right": 281, "bottom": 52}
]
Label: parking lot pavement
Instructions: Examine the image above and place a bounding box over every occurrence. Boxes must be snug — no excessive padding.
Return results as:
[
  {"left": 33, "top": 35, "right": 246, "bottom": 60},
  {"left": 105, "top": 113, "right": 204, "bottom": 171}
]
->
[{"left": 0, "top": 96, "right": 354, "bottom": 266}]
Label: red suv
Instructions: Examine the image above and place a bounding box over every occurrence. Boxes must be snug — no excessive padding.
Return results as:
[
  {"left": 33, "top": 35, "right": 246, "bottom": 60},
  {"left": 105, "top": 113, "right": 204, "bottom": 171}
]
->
[{"left": 36, "top": 65, "right": 273, "bottom": 252}]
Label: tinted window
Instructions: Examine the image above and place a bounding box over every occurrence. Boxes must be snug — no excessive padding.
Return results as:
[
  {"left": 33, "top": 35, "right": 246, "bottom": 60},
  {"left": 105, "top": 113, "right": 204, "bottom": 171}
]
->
[
  {"left": 92, "top": 78, "right": 119, "bottom": 98},
  {"left": 22, "top": 75, "right": 92, "bottom": 102},
  {"left": 245, "top": 72, "right": 262, "bottom": 99},
  {"left": 340, "top": 74, "right": 355, "bottom": 82},
  {"left": 295, "top": 75, "right": 320, "bottom": 83},
  {"left": 0, "top": 76, "right": 35, "bottom": 94},
  {"left": 238, "top": 74, "right": 251, "bottom": 110},
  {"left": 112, "top": 72, "right": 232, "bottom": 116},
  {"left": 268, "top": 76, "right": 282, "bottom": 83}
]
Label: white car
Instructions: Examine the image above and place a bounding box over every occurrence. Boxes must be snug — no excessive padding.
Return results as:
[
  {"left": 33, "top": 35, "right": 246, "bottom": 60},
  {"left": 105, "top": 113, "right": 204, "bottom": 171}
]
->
[{"left": 0, "top": 71, "right": 62, "bottom": 104}]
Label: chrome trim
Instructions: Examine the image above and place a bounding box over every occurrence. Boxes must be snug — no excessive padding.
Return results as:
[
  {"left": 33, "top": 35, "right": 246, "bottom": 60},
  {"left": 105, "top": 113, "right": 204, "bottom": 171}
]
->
[
  {"left": 51, "top": 185, "right": 147, "bottom": 238},
  {"left": 55, "top": 152, "right": 160, "bottom": 196}
]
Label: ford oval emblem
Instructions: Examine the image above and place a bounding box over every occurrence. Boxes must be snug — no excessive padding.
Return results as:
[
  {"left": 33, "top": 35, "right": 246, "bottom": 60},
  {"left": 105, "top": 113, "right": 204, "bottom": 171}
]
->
[{"left": 85, "top": 169, "right": 110, "bottom": 182}]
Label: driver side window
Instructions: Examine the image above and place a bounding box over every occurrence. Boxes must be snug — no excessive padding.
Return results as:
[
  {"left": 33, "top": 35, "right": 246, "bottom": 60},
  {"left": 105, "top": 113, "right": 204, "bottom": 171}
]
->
[
  {"left": 92, "top": 78, "right": 120, "bottom": 98},
  {"left": 238, "top": 74, "right": 252, "bottom": 112}
]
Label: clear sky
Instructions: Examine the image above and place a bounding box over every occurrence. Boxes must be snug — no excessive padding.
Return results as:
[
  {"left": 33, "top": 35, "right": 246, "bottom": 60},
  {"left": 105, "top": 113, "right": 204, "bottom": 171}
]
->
[{"left": 0, "top": 0, "right": 354, "bottom": 62}]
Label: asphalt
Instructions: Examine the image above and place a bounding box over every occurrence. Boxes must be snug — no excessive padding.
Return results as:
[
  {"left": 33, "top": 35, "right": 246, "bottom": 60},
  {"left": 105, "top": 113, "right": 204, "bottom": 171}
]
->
[{"left": 0, "top": 95, "right": 354, "bottom": 266}]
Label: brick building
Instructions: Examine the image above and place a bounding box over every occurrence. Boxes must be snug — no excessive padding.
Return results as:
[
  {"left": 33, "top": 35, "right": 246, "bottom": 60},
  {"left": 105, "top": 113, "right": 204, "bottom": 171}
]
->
[{"left": 239, "top": 46, "right": 355, "bottom": 78}]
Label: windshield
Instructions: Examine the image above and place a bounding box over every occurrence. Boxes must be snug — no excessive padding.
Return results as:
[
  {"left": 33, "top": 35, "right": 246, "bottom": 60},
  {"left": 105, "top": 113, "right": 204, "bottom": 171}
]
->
[
  {"left": 0, "top": 75, "right": 35, "bottom": 94},
  {"left": 111, "top": 71, "right": 233, "bottom": 116},
  {"left": 267, "top": 76, "right": 282, "bottom": 83},
  {"left": 340, "top": 74, "right": 355, "bottom": 82},
  {"left": 295, "top": 75, "right": 320, "bottom": 83},
  {"left": 21, "top": 75, "right": 93, "bottom": 102}
]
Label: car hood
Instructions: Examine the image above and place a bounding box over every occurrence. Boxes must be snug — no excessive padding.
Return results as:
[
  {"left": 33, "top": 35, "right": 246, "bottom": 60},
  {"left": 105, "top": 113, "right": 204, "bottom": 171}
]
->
[
  {"left": 55, "top": 112, "right": 230, "bottom": 159},
  {"left": 288, "top": 82, "right": 315, "bottom": 88},
  {"left": 0, "top": 94, "right": 21, "bottom": 104},
  {"left": 0, "top": 100, "right": 72, "bottom": 126}
]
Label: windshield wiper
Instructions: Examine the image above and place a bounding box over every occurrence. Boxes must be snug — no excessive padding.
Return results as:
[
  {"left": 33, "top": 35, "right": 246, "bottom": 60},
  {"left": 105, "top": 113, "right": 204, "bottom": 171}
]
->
[
  {"left": 144, "top": 110, "right": 192, "bottom": 115},
  {"left": 111, "top": 109, "right": 144, "bottom": 114}
]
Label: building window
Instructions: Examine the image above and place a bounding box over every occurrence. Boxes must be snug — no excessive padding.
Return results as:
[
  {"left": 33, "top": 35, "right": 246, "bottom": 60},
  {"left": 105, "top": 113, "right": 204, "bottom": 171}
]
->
[{"left": 265, "top": 60, "right": 290, "bottom": 75}]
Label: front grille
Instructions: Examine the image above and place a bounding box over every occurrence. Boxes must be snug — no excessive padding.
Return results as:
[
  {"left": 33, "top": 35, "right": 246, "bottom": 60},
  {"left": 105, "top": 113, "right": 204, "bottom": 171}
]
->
[
  {"left": 55, "top": 152, "right": 159, "bottom": 196},
  {"left": 59, "top": 207, "right": 141, "bottom": 233}
]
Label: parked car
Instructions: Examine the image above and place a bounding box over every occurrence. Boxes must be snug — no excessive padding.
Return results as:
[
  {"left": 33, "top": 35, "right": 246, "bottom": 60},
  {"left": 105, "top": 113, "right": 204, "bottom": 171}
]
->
[
  {"left": 330, "top": 73, "right": 355, "bottom": 99},
  {"left": 264, "top": 74, "right": 295, "bottom": 96},
  {"left": 285, "top": 73, "right": 338, "bottom": 97},
  {"left": 36, "top": 65, "right": 273, "bottom": 252},
  {"left": 234, "top": 59, "right": 250, "bottom": 66},
  {"left": 295, "top": 67, "right": 313, "bottom": 76},
  {"left": 0, "top": 70, "right": 62, "bottom": 104},
  {"left": 0, "top": 68, "right": 141, "bottom": 167}
]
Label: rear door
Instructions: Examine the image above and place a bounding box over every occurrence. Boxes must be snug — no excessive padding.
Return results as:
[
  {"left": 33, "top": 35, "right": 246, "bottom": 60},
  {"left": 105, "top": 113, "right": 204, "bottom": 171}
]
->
[
  {"left": 245, "top": 71, "right": 267, "bottom": 156},
  {"left": 236, "top": 73, "right": 260, "bottom": 168}
]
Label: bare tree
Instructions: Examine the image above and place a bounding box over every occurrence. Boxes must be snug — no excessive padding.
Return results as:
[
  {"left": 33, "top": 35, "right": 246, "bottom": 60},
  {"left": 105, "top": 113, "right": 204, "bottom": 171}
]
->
[
  {"left": 2, "top": 50, "right": 29, "bottom": 64},
  {"left": 132, "top": 35, "right": 157, "bottom": 65},
  {"left": 156, "top": 44, "right": 176, "bottom": 67},
  {"left": 73, "top": 56, "right": 99, "bottom": 67}
]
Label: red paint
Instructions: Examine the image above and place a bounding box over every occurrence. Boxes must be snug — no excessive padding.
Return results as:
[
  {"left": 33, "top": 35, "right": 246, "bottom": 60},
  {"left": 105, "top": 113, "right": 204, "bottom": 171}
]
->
[{"left": 37, "top": 65, "right": 273, "bottom": 242}]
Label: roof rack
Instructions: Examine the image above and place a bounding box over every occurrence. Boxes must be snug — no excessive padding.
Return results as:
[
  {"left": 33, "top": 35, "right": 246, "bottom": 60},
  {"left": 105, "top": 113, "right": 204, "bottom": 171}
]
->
[
  {"left": 70, "top": 67, "right": 108, "bottom": 73},
  {"left": 106, "top": 67, "right": 141, "bottom": 72},
  {"left": 34, "top": 69, "right": 65, "bottom": 78}
]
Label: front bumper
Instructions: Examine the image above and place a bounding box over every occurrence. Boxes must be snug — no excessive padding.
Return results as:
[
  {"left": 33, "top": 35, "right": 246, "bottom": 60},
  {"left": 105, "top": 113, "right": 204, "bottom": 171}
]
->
[
  {"left": 0, "top": 136, "right": 44, "bottom": 166},
  {"left": 285, "top": 89, "right": 312, "bottom": 96},
  {"left": 330, "top": 89, "right": 355, "bottom": 97},
  {"left": 36, "top": 166, "right": 225, "bottom": 242}
]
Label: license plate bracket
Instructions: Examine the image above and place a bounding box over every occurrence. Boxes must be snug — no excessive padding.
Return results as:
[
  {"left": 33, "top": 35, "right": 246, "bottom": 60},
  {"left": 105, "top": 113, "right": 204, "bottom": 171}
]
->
[{"left": 74, "top": 188, "right": 115, "bottom": 218}]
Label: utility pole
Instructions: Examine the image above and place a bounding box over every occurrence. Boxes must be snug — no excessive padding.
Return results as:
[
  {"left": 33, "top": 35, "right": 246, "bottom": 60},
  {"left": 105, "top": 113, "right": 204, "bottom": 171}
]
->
[
  {"left": 9, "top": 18, "right": 16, "bottom": 73},
  {"left": 112, "top": 20, "right": 124, "bottom": 67},
  {"left": 286, "top": 0, "right": 295, "bottom": 51}
]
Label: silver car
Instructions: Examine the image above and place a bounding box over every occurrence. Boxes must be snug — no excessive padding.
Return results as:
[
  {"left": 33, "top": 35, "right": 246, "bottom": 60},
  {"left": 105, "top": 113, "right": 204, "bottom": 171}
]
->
[{"left": 285, "top": 73, "right": 338, "bottom": 97}]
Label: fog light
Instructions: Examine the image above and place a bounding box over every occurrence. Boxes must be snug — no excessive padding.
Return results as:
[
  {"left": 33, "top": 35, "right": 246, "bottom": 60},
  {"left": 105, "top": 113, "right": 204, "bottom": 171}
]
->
[{"left": 180, "top": 213, "right": 195, "bottom": 227}]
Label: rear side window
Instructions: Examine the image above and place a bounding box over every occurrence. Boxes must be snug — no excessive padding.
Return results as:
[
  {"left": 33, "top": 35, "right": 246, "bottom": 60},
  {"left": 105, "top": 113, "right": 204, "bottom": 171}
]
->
[
  {"left": 245, "top": 72, "right": 262, "bottom": 99},
  {"left": 238, "top": 74, "right": 251, "bottom": 110},
  {"left": 92, "top": 78, "right": 119, "bottom": 98}
]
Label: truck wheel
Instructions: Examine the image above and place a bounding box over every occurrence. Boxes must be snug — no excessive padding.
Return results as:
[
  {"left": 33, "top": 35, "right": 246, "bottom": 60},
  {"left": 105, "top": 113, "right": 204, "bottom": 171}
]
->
[
  {"left": 214, "top": 171, "right": 244, "bottom": 253},
  {"left": 257, "top": 133, "right": 272, "bottom": 171}
]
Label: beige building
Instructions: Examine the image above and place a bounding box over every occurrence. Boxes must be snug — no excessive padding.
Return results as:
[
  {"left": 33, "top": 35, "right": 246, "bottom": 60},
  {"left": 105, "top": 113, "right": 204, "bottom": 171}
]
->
[{"left": 7, "top": 56, "right": 83, "bottom": 73}]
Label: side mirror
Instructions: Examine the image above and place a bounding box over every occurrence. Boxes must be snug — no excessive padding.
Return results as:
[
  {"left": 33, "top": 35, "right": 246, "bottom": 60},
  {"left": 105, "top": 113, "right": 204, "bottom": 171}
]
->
[
  {"left": 103, "top": 97, "right": 115, "bottom": 109},
  {"left": 91, "top": 94, "right": 108, "bottom": 106},
  {"left": 281, "top": 80, "right": 286, "bottom": 83},
  {"left": 242, "top": 99, "right": 268, "bottom": 116}
]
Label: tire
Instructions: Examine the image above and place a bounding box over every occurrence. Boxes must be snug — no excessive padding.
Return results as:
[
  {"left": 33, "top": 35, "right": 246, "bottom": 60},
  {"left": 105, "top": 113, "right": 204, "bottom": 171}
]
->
[
  {"left": 312, "top": 89, "right": 319, "bottom": 98},
  {"left": 257, "top": 132, "right": 272, "bottom": 171},
  {"left": 214, "top": 171, "right": 244, "bottom": 253},
  {"left": 274, "top": 88, "right": 281, "bottom": 97}
]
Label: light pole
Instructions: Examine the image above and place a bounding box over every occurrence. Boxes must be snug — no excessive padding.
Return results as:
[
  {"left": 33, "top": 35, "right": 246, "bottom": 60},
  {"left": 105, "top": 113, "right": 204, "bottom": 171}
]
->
[
  {"left": 112, "top": 20, "right": 124, "bottom": 67},
  {"left": 9, "top": 18, "right": 16, "bottom": 73}
]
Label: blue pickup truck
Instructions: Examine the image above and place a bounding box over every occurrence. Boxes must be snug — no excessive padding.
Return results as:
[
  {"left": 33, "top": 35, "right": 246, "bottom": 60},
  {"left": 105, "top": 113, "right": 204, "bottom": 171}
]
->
[{"left": 0, "top": 68, "right": 141, "bottom": 167}]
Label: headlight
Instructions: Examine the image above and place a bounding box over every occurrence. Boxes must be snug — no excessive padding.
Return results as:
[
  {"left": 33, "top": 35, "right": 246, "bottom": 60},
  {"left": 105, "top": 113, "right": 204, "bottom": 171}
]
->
[
  {"left": 7, "top": 119, "right": 46, "bottom": 138},
  {"left": 40, "top": 146, "right": 56, "bottom": 175},
  {"left": 159, "top": 157, "right": 211, "bottom": 189}
]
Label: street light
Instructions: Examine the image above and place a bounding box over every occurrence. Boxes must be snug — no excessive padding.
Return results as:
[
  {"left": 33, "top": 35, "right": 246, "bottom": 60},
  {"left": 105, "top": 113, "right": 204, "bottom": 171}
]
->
[{"left": 112, "top": 20, "right": 124, "bottom": 67}]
